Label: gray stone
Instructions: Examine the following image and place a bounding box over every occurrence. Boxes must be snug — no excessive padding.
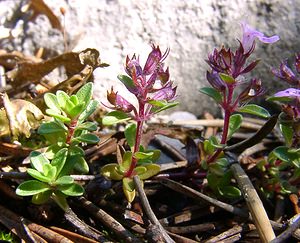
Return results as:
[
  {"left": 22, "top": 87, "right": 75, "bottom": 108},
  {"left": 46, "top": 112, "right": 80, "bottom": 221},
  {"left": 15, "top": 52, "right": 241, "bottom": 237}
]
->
[{"left": 1, "top": 0, "right": 299, "bottom": 116}]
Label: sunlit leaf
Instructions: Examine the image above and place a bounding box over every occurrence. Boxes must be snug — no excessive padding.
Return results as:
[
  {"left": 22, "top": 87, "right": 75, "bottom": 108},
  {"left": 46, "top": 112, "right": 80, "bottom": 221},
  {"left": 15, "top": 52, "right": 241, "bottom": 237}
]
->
[
  {"left": 219, "top": 73, "right": 235, "bottom": 84},
  {"left": 30, "top": 151, "right": 50, "bottom": 172},
  {"left": 55, "top": 176, "right": 74, "bottom": 185},
  {"left": 78, "top": 100, "right": 99, "bottom": 123},
  {"left": 124, "top": 123, "right": 136, "bottom": 149},
  {"left": 228, "top": 114, "right": 242, "bottom": 139},
  {"left": 101, "top": 163, "right": 123, "bottom": 180},
  {"left": 218, "top": 185, "right": 241, "bottom": 198},
  {"left": 44, "top": 93, "right": 61, "bottom": 113},
  {"left": 16, "top": 180, "right": 50, "bottom": 196},
  {"left": 102, "top": 111, "right": 131, "bottom": 125},
  {"left": 38, "top": 121, "right": 67, "bottom": 134},
  {"left": 238, "top": 104, "right": 270, "bottom": 118},
  {"left": 58, "top": 183, "right": 84, "bottom": 196},
  {"left": 75, "top": 121, "right": 97, "bottom": 131},
  {"left": 123, "top": 177, "right": 136, "bottom": 202},
  {"left": 27, "top": 168, "right": 51, "bottom": 183},
  {"left": 138, "top": 164, "right": 160, "bottom": 180},
  {"left": 51, "top": 148, "right": 68, "bottom": 177},
  {"left": 73, "top": 133, "right": 99, "bottom": 144},
  {"left": 280, "top": 124, "right": 293, "bottom": 147},
  {"left": 76, "top": 82, "right": 93, "bottom": 106},
  {"left": 73, "top": 156, "right": 89, "bottom": 174}
]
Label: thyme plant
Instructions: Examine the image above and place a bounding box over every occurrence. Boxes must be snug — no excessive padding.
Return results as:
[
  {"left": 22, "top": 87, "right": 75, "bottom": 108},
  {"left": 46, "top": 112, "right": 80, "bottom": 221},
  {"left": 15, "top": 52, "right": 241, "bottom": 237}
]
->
[
  {"left": 101, "top": 44, "right": 178, "bottom": 202},
  {"left": 16, "top": 83, "right": 99, "bottom": 210}
]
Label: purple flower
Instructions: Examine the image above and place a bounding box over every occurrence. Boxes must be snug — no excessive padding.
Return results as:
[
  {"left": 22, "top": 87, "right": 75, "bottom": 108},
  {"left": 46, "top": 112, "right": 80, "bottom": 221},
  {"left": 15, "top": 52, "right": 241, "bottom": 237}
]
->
[
  {"left": 272, "top": 58, "right": 300, "bottom": 86},
  {"left": 206, "top": 70, "right": 226, "bottom": 91},
  {"left": 106, "top": 87, "right": 135, "bottom": 113},
  {"left": 241, "top": 21, "right": 279, "bottom": 52},
  {"left": 274, "top": 88, "right": 300, "bottom": 98},
  {"left": 151, "top": 82, "right": 177, "bottom": 101}
]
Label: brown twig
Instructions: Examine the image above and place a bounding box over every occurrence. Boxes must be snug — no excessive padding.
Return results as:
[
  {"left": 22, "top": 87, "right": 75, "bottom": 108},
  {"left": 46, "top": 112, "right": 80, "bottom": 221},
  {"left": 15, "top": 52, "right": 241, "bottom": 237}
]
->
[
  {"left": 159, "top": 178, "right": 249, "bottom": 218},
  {"left": 133, "top": 175, "right": 175, "bottom": 243},
  {"left": 230, "top": 162, "right": 276, "bottom": 242},
  {"left": 50, "top": 226, "right": 99, "bottom": 243},
  {"left": 64, "top": 206, "right": 108, "bottom": 242},
  {"left": 76, "top": 196, "right": 140, "bottom": 243},
  {"left": 165, "top": 223, "right": 215, "bottom": 234},
  {"left": 204, "top": 224, "right": 255, "bottom": 243}
]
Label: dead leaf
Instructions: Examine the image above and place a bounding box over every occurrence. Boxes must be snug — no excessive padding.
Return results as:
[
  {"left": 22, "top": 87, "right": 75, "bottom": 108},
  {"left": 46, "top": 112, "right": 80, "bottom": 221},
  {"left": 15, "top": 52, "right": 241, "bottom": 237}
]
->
[
  {"left": 6, "top": 48, "right": 107, "bottom": 86},
  {"left": 1, "top": 93, "right": 44, "bottom": 141},
  {"left": 27, "top": 0, "right": 63, "bottom": 31}
]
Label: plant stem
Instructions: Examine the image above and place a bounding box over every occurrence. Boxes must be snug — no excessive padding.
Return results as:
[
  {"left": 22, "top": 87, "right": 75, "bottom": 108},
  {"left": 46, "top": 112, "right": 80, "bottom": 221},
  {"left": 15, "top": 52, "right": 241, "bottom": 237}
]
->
[
  {"left": 66, "top": 119, "right": 78, "bottom": 144},
  {"left": 207, "top": 87, "right": 233, "bottom": 164},
  {"left": 125, "top": 101, "right": 145, "bottom": 177}
]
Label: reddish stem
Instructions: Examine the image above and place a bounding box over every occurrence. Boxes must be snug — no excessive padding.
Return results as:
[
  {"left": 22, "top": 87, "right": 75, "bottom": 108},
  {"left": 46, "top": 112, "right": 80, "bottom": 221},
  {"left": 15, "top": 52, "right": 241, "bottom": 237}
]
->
[
  {"left": 66, "top": 119, "right": 78, "bottom": 144},
  {"left": 125, "top": 101, "right": 145, "bottom": 178},
  {"left": 207, "top": 86, "right": 233, "bottom": 164}
]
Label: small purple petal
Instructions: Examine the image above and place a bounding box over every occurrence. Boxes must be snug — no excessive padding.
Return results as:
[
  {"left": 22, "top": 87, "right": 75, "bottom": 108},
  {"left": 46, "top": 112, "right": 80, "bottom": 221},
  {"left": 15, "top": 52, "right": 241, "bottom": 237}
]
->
[
  {"left": 241, "top": 22, "right": 279, "bottom": 52},
  {"left": 274, "top": 88, "right": 300, "bottom": 98}
]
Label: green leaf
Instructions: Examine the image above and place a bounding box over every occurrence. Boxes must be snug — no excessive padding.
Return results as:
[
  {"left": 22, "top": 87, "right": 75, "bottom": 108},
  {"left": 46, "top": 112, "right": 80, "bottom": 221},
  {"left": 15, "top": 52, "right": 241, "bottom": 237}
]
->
[
  {"left": 102, "top": 111, "right": 130, "bottom": 125},
  {"left": 69, "top": 94, "right": 79, "bottom": 106},
  {"left": 44, "top": 93, "right": 61, "bottom": 113},
  {"left": 280, "top": 124, "right": 293, "bottom": 147},
  {"left": 149, "top": 100, "right": 179, "bottom": 114},
  {"left": 56, "top": 90, "right": 69, "bottom": 109},
  {"left": 238, "top": 104, "right": 270, "bottom": 118},
  {"left": 266, "top": 96, "right": 293, "bottom": 102},
  {"left": 68, "top": 146, "right": 85, "bottom": 156},
  {"left": 74, "top": 156, "right": 89, "bottom": 174},
  {"left": 134, "top": 151, "right": 154, "bottom": 160},
  {"left": 58, "top": 183, "right": 84, "bottom": 196},
  {"left": 228, "top": 114, "right": 242, "bottom": 139},
  {"left": 219, "top": 73, "right": 235, "bottom": 84},
  {"left": 30, "top": 151, "right": 50, "bottom": 172},
  {"left": 101, "top": 163, "right": 123, "bottom": 180},
  {"left": 123, "top": 177, "right": 136, "bottom": 202},
  {"left": 122, "top": 151, "right": 133, "bottom": 170},
  {"left": 124, "top": 123, "right": 136, "bottom": 149},
  {"left": 42, "top": 164, "right": 57, "bottom": 181},
  {"left": 208, "top": 163, "right": 226, "bottom": 176},
  {"left": 218, "top": 185, "right": 241, "bottom": 198},
  {"left": 209, "top": 136, "right": 224, "bottom": 149},
  {"left": 272, "top": 146, "right": 290, "bottom": 162},
  {"left": 74, "top": 133, "right": 99, "bottom": 144},
  {"left": 16, "top": 180, "right": 50, "bottom": 196},
  {"left": 78, "top": 100, "right": 99, "bottom": 123},
  {"left": 76, "top": 121, "right": 97, "bottom": 131},
  {"left": 68, "top": 104, "right": 84, "bottom": 119},
  {"left": 45, "top": 109, "right": 71, "bottom": 123},
  {"left": 76, "top": 82, "right": 93, "bottom": 106},
  {"left": 55, "top": 176, "right": 74, "bottom": 185},
  {"left": 27, "top": 168, "right": 51, "bottom": 183},
  {"left": 118, "top": 74, "right": 136, "bottom": 90},
  {"left": 45, "top": 144, "right": 62, "bottom": 160},
  {"left": 138, "top": 164, "right": 160, "bottom": 180},
  {"left": 199, "top": 87, "right": 222, "bottom": 103},
  {"left": 38, "top": 121, "right": 67, "bottom": 134},
  {"left": 51, "top": 148, "right": 68, "bottom": 178},
  {"left": 32, "top": 190, "right": 51, "bottom": 204}
]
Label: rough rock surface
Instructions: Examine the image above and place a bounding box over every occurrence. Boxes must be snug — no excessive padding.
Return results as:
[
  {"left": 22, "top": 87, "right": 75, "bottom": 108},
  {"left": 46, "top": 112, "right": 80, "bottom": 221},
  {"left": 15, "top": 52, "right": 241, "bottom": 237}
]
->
[{"left": 1, "top": 0, "right": 299, "bottom": 116}]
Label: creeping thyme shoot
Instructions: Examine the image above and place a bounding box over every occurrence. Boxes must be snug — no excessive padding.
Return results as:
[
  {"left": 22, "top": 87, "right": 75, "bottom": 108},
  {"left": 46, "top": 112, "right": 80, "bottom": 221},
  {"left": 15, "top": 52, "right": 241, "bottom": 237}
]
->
[{"left": 102, "top": 44, "right": 178, "bottom": 202}]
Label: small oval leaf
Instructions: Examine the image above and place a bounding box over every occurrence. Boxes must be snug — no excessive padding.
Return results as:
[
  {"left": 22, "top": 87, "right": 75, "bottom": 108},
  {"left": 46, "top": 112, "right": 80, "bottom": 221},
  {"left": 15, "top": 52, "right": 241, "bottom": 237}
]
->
[{"left": 238, "top": 104, "right": 270, "bottom": 118}]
